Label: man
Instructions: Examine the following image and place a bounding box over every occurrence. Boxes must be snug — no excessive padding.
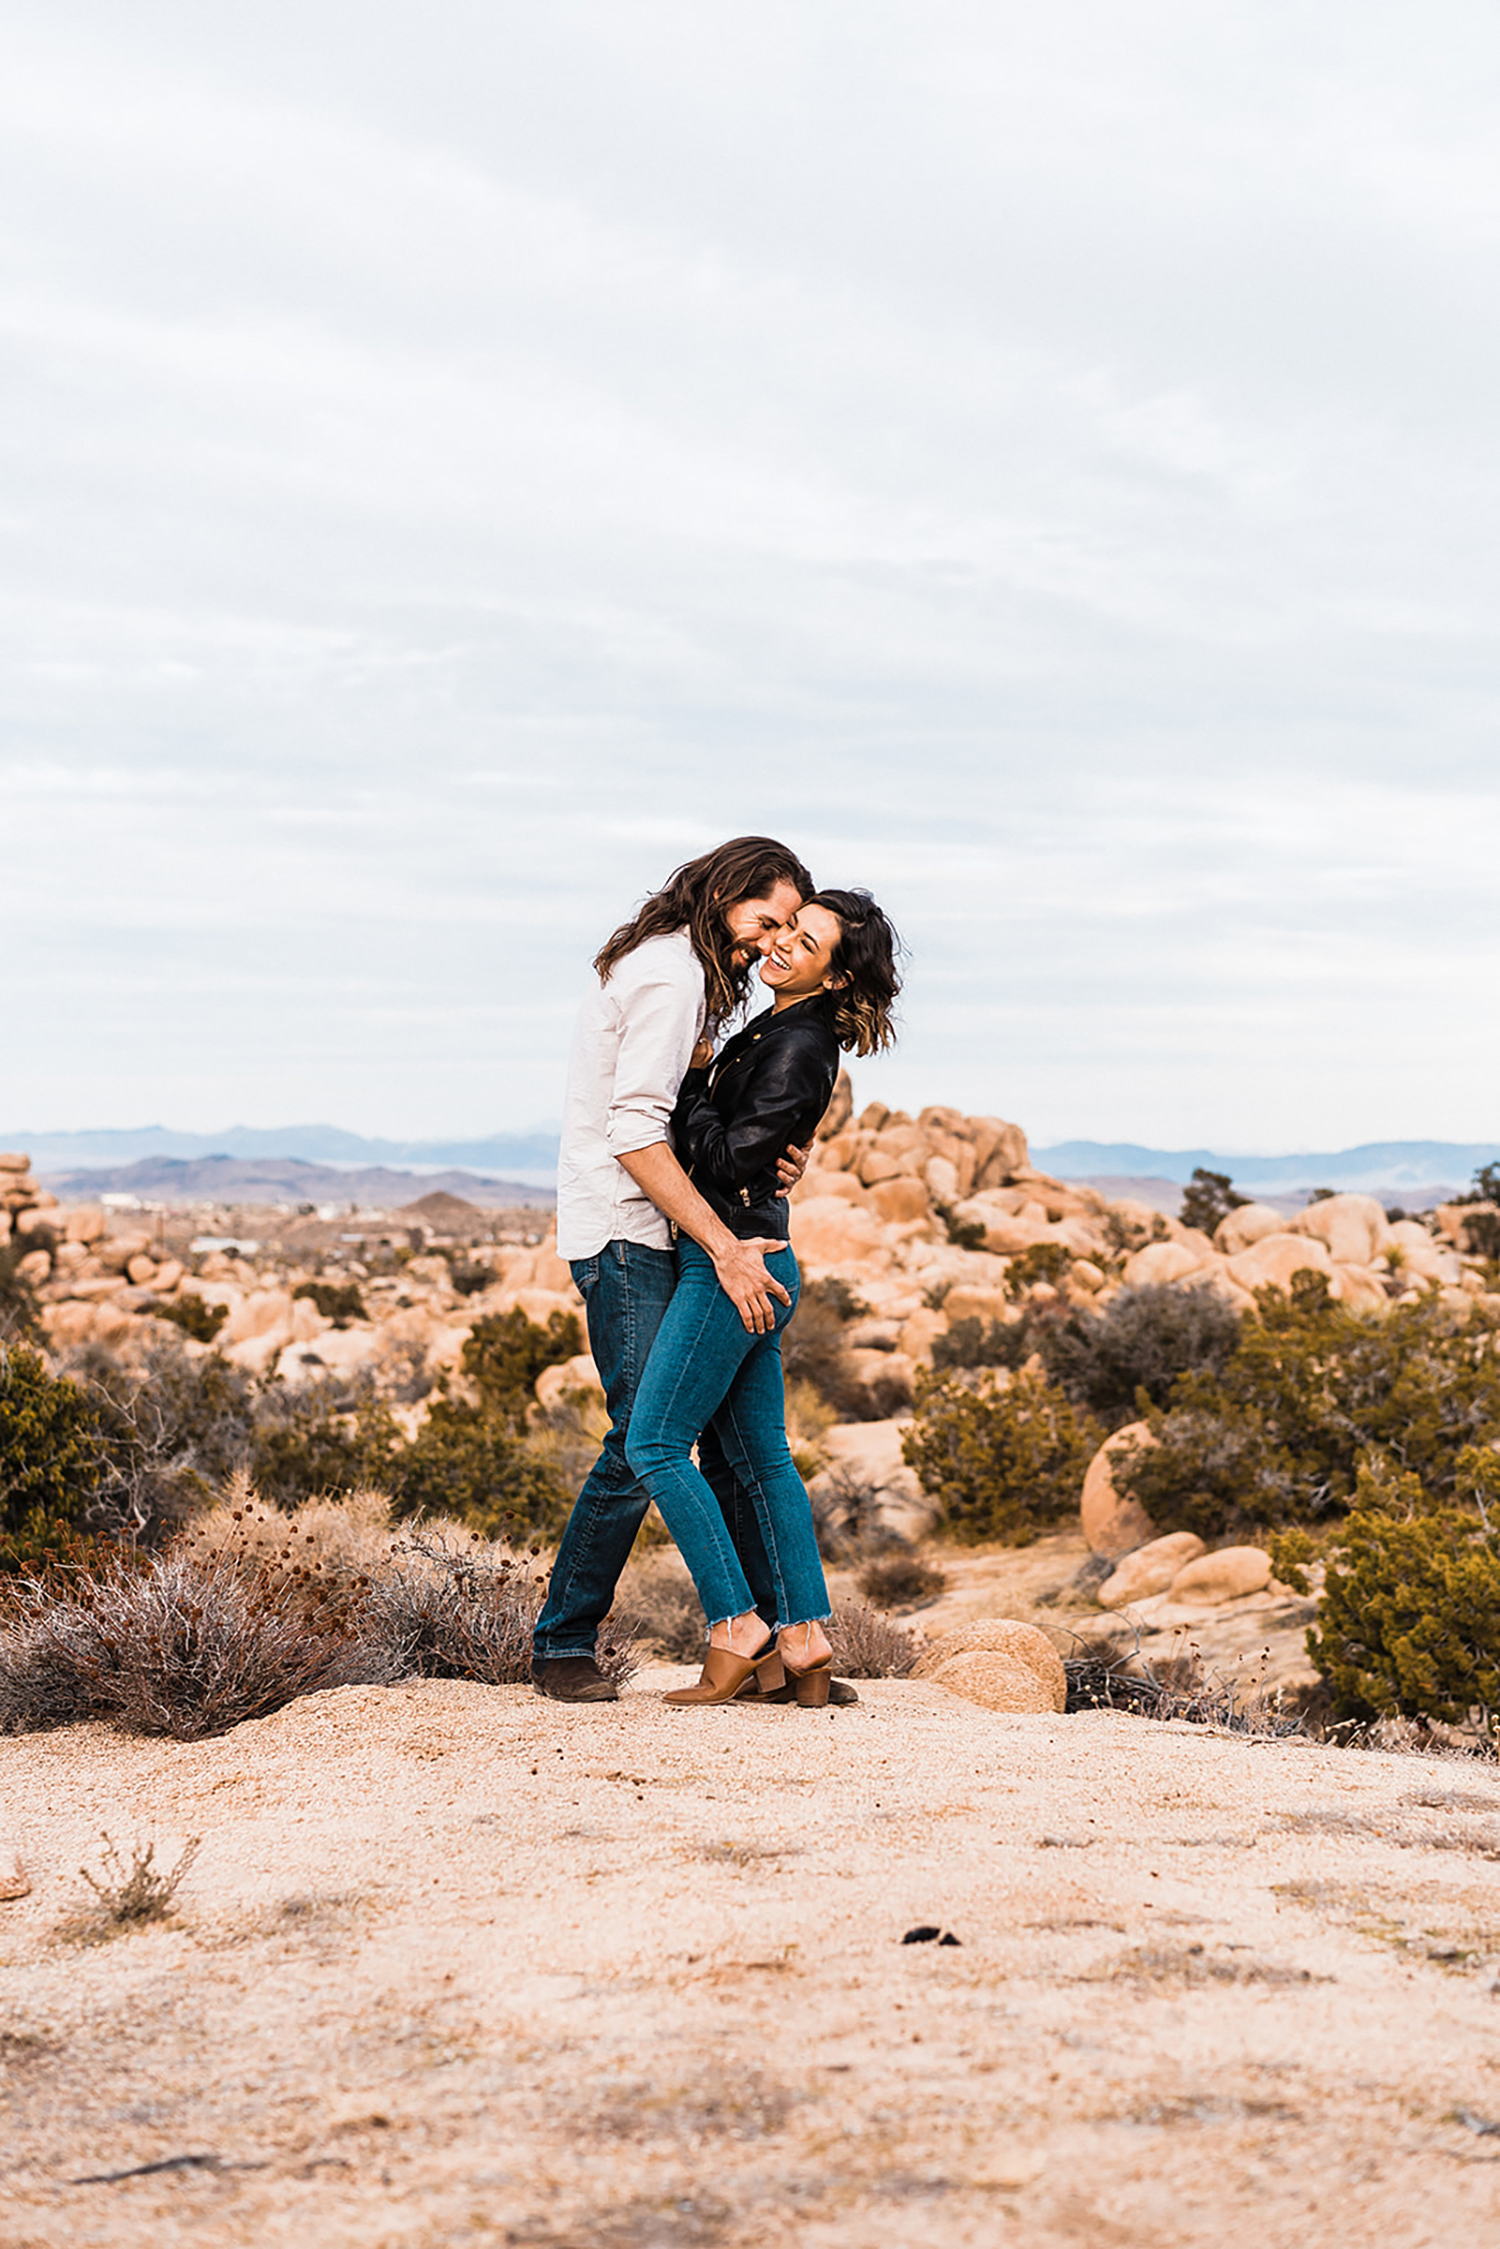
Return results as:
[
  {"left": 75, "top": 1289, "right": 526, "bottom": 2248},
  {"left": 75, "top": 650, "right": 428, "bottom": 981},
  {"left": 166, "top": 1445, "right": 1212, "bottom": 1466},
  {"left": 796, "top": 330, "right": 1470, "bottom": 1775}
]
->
[{"left": 532, "top": 835, "right": 815, "bottom": 1702}]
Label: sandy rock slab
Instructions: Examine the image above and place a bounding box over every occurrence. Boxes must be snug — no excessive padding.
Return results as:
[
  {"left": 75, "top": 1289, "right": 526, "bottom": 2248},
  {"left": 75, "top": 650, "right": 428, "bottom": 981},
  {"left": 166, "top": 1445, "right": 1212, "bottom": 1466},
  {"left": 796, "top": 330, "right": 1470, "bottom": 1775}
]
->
[{"left": 2, "top": 1677, "right": 1499, "bottom": 2247}]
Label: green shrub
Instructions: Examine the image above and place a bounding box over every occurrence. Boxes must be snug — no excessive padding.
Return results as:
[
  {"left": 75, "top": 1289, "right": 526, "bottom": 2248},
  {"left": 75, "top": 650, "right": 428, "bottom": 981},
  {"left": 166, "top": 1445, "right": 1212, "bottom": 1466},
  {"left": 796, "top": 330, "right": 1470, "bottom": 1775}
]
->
[
  {"left": 1114, "top": 1273, "right": 1500, "bottom": 1541},
  {"left": 292, "top": 1280, "right": 368, "bottom": 1326},
  {"left": 1465, "top": 1214, "right": 1500, "bottom": 1260},
  {"left": 14, "top": 1309, "right": 587, "bottom": 1552},
  {"left": 0, "top": 1242, "right": 41, "bottom": 1343},
  {"left": 1005, "top": 1243, "right": 1072, "bottom": 1294},
  {"left": 901, "top": 1369, "right": 1103, "bottom": 1545},
  {"left": 1179, "top": 1167, "right": 1248, "bottom": 1235},
  {"left": 153, "top": 1296, "right": 229, "bottom": 1345},
  {"left": 248, "top": 1377, "right": 402, "bottom": 1507},
  {"left": 380, "top": 1307, "right": 586, "bottom": 1536},
  {"left": 1285, "top": 1455, "right": 1500, "bottom": 1736},
  {"left": 812, "top": 1275, "right": 869, "bottom": 1321},
  {"left": 0, "top": 1343, "right": 107, "bottom": 1571},
  {"left": 447, "top": 1257, "right": 493, "bottom": 1298},
  {"left": 70, "top": 1340, "right": 258, "bottom": 1538},
  {"left": 932, "top": 1315, "right": 1030, "bottom": 1373},
  {"left": 1037, "top": 1282, "right": 1242, "bottom": 1428},
  {"left": 782, "top": 1281, "right": 874, "bottom": 1420},
  {"left": 1450, "top": 1166, "right": 1500, "bottom": 1260},
  {"left": 854, "top": 1553, "right": 948, "bottom": 1608},
  {"left": 385, "top": 1394, "right": 571, "bottom": 1540},
  {"left": 460, "top": 1307, "right": 582, "bottom": 1425}
]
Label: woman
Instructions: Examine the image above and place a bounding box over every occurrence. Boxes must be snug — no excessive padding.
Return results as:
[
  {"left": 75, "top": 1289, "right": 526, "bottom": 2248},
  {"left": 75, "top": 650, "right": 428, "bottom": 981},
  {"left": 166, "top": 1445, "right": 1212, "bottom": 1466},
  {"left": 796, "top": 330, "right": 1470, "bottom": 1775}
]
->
[{"left": 624, "top": 888, "right": 902, "bottom": 1707}]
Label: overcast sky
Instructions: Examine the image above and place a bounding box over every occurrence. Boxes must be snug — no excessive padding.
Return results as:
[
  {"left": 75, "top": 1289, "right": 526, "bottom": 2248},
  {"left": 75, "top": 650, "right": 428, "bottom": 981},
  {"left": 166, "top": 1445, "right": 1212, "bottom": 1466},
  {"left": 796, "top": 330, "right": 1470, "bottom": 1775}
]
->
[{"left": 5, "top": 1, "right": 1499, "bottom": 1150}]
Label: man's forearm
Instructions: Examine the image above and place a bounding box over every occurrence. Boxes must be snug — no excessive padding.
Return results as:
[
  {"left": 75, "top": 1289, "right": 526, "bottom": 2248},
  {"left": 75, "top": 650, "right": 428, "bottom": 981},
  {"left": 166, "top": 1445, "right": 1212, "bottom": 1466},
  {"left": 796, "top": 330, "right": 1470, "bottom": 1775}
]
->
[
  {"left": 618, "top": 1141, "right": 791, "bottom": 1331},
  {"left": 616, "top": 1143, "right": 739, "bottom": 1258}
]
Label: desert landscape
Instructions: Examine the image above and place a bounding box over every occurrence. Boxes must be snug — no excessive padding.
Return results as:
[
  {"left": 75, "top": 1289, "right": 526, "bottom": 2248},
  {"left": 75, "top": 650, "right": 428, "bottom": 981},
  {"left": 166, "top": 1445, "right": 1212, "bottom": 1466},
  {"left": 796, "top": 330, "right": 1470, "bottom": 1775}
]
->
[
  {"left": 4, "top": 1089, "right": 1500, "bottom": 2244},
  {"left": 10, "top": 9, "right": 1500, "bottom": 2239}
]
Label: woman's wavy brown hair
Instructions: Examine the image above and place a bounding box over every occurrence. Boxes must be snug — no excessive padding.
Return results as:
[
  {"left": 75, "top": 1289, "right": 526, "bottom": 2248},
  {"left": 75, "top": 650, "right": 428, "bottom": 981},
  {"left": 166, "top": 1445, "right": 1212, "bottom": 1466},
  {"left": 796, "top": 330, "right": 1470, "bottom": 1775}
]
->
[
  {"left": 594, "top": 836, "right": 815, "bottom": 1026},
  {"left": 808, "top": 888, "right": 902, "bottom": 1056}
]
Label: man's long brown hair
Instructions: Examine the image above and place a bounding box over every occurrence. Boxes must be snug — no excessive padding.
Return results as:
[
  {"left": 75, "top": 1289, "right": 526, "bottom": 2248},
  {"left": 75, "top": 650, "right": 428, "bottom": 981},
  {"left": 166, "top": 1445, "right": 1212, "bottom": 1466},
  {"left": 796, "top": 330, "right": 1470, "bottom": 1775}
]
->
[{"left": 594, "top": 835, "right": 815, "bottom": 1025}]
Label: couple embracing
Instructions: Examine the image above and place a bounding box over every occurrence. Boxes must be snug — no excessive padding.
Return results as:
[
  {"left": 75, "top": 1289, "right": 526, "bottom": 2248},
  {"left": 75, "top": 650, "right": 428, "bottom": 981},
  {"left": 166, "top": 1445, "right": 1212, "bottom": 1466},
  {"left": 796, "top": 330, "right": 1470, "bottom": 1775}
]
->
[{"left": 531, "top": 836, "right": 901, "bottom": 1710}]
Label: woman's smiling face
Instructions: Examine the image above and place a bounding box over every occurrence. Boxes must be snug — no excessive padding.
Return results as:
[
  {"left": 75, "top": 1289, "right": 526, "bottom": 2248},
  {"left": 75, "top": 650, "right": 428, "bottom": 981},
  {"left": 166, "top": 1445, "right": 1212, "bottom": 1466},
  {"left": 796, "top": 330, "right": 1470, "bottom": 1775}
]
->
[{"left": 758, "top": 903, "right": 844, "bottom": 1003}]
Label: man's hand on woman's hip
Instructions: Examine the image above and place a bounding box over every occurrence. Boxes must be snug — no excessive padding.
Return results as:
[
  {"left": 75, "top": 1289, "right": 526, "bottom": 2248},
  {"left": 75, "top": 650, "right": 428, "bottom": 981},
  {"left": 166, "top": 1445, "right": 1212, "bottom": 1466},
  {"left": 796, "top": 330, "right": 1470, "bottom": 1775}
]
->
[{"left": 712, "top": 1237, "right": 792, "bottom": 1334}]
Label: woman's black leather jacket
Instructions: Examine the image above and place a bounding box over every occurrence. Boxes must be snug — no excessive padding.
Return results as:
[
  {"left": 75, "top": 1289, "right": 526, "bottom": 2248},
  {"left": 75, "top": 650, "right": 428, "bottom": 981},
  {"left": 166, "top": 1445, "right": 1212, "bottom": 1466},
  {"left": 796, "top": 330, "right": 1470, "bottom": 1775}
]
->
[{"left": 671, "top": 997, "right": 840, "bottom": 1241}]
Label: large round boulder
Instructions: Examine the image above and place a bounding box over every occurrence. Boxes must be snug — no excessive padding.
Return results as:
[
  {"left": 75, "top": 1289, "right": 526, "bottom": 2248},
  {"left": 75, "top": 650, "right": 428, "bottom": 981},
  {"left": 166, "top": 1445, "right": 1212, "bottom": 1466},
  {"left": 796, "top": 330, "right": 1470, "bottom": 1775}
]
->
[
  {"left": 930, "top": 1651, "right": 1058, "bottom": 1714},
  {"left": 1329, "top": 1265, "right": 1391, "bottom": 1312},
  {"left": 1289, "top": 1193, "right": 1391, "bottom": 1268},
  {"left": 805, "top": 1171, "right": 867, "bottom": 1207},
  {"left": 868, "top": 1177, "right": 931, "bottom": 1225},
  {"left": 1385, "top": 1221, "right": 1460, "bottom": 1286},
  {"left": 64, "top": 1204, "right": 107, "bottom": 1246},
  {"left": 1097, "top": 1531, "right": 1207, "bottom": 1608},
  {"left": 949, "top": 1197, "right": 1053, "bottom": 1255},
  {"left": 1080, "top": 1424, "right": 1157, "bottom": 1556},
  {"left": 812, "top": 1420, "right": 935, "bottom": 1543},
  {"left": 1214, "top": 1202, "right": 1290, "bottom": 1254},
  {"left": 1223, "top": 1233, "right": 1332, "bottom": 1294},
  {"left": 942, "top": 1285, "right": 1010, "bottom": 1324},
  {"left": 223, "top": 1288, "right": 296, "bottom": 1345},
  {"left": 898, "top": 1306, "right": 946, "bottom": 1364},
  {"left": 1166, "top": 1545, "right": 1272, "bottom": 1605},
  {"left": 788, "top": 1195, "right": 888, "bottom": 1270},
  {"left": 1121, "top": 1240, "right": 1209, "bottom": 1288},
  {"left": 913, "top": 1618, "right": 1067, "bottom": 1711},
  {"left": 534, "top": 1353, "right": 605, "bottom": 1413}
]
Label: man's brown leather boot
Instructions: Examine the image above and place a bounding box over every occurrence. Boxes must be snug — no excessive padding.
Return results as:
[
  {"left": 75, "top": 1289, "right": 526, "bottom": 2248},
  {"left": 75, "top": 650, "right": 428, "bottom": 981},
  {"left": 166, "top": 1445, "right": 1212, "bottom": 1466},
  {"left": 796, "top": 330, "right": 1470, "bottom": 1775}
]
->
[{"left": 531, "top": 1656, "right": 619, "bottom": 1702}]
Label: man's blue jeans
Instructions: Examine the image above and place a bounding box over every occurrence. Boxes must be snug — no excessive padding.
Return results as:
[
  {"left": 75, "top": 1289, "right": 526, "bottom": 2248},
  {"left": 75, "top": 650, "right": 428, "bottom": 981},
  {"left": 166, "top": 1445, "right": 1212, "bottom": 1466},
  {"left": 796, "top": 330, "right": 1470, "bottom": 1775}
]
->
[
  {"left": 624, "top": 1238, "right": 830, "bottom": 1632},
  {"left": 532, "top": 1238, "right": 778, "bottom": 1661}
]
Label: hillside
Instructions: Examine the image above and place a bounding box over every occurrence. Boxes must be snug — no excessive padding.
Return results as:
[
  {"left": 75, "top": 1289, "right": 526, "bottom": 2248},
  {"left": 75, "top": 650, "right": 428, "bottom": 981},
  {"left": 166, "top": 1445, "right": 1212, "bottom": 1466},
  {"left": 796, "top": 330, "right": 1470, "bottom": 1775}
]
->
[
  {"left": 1036, "top": 1138, "right": 1498, "bottom": 1194},
  {"left": 36, "top": 1155, "right": 554, "bottom": 1210},
  {"left": 7, "top": 1124, "right": 560, "bottom": 1175}
]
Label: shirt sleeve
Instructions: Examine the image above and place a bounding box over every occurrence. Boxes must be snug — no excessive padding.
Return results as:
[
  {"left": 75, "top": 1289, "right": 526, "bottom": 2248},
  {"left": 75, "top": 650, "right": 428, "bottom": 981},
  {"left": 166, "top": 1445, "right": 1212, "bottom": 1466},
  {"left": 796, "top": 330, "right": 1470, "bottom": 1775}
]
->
[{"left": 604, "top": 954, "right": 705, "bottom": 1158}]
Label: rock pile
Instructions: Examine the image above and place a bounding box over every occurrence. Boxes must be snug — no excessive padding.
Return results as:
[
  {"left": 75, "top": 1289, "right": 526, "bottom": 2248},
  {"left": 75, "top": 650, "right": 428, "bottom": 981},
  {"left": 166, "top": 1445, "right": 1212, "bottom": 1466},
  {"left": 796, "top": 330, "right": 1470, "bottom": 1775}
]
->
[
  {"left": 2, "top": 1153, "right": 107, "bottom": 1294},
  {"left": 11, "top": 1146, "right": 581, "bottom": 1392},
  {"left": 18, "top": 1089, "right": 1491, "bottom": 1391},
  {"left": 789, "top": 1093, "right": 1489, "bottom": 1332}
]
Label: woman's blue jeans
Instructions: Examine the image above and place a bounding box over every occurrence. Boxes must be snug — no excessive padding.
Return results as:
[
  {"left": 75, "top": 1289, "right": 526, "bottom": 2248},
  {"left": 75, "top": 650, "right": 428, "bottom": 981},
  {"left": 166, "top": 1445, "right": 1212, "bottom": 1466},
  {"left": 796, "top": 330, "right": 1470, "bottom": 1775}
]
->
[
  {"left": 532, "top": 1239, "right": 778, "bottom": 1662},
  {"left": 625, "top": 1237, "right": 830, "bottom": 1632}
]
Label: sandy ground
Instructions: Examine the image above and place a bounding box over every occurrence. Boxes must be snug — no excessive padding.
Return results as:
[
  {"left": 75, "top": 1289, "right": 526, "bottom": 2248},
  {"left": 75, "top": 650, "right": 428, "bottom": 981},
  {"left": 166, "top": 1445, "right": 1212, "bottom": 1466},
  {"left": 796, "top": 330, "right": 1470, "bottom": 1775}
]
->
[{"left": 4, "top": 1679, "right": 1500, "bottom": 2249}]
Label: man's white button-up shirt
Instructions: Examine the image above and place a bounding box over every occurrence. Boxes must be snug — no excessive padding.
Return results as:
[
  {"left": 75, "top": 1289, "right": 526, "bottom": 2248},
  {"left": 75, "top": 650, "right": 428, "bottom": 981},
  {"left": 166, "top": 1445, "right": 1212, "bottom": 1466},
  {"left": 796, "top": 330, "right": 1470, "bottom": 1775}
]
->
[{"left": 555, "top": 930, "right": 707, "bottom": 1261}]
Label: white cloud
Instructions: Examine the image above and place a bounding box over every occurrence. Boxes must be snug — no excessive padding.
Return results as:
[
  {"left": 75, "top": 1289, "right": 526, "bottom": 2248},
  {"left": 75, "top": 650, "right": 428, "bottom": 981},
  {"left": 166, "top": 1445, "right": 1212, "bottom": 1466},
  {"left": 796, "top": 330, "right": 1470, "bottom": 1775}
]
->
[{"left": 3, "top": 1, "right": 1498, "bottom": 1147}]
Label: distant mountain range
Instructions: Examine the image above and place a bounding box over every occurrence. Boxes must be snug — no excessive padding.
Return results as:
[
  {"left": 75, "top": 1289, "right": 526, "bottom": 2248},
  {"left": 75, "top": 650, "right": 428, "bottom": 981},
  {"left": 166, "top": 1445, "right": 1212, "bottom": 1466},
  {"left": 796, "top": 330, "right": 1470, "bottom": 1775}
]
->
[
  {"left": 36, "top": 1154, "right": 554, "bottom": 1210},
  {"left": 11, "top": 1122, "right": 1494, "bottom": 1208},
  {"left": 8, "top": 1122, "right": 560, "bottom": 1180},
  {"left": 1033, "top": 1140, "right": 1498, "bottom": 1194}
]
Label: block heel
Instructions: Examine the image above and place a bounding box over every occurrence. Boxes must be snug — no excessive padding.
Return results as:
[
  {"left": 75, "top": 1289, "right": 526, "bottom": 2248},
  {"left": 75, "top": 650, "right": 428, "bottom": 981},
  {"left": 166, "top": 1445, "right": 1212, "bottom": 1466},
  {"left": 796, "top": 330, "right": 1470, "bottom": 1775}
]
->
[{"left": 664, "top": 1638, "right": 782, "bottom": 1707}]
